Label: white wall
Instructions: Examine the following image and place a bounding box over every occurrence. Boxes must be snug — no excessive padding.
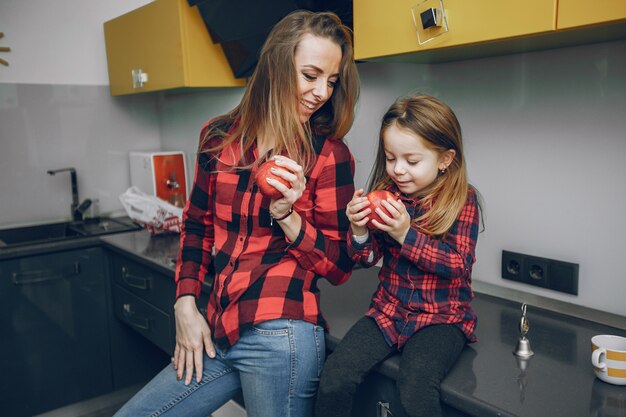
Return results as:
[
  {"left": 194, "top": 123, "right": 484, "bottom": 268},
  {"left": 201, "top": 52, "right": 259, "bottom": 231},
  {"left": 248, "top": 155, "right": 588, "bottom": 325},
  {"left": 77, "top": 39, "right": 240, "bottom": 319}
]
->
[{"left": 0, "top": 0, "right": 152, "bottom": 85}]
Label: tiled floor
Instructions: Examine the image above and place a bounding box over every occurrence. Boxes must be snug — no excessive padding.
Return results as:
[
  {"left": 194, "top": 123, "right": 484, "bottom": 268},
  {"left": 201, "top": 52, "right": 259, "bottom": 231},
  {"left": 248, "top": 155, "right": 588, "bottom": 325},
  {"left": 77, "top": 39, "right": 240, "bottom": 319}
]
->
[{"left": 33, "top": 385, "right": 246, "bottom": 417}]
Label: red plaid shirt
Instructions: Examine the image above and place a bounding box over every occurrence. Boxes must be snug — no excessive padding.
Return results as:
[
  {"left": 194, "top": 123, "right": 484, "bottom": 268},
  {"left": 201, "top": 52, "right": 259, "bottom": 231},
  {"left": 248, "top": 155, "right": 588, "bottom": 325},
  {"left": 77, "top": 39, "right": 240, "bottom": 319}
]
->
[
  {"left": 348, "top": 186, "right": 480, "bottom": 349},
  {"left": 175, "top": 118, "right": 355, "bottom": 349}
]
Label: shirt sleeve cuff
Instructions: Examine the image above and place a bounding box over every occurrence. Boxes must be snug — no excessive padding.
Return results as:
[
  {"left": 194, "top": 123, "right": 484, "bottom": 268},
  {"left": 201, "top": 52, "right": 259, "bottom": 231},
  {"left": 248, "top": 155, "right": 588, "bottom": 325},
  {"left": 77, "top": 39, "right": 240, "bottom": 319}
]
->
[
  {"left": 287, "top": 215, "right": 314, "bottom": 250},
  {"left": 176, "top": 277, "right": 201, "bottom": 299},
  {"left": 352, "top": 232, "right": 370, "bottom": 245}
]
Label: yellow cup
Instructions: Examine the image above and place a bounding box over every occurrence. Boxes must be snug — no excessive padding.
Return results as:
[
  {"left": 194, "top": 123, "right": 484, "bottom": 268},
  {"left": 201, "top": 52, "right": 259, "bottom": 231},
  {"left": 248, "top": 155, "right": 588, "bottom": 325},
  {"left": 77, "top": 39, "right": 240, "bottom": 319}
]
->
[{"left": 591, "top": 335, "right": 626, "bottom": 385}]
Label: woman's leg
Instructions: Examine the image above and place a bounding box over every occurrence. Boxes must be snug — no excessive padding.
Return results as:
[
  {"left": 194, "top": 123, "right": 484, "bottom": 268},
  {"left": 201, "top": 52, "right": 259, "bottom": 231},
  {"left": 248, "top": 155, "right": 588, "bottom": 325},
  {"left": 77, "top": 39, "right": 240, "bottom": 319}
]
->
[
  {"left": 225, "top": 319, "right": 326, "bottom": 417},
  {"left": 314, "top": 316, "right": 394, "bottom": 417},
  {"left": 398, "top": 324, "right": 466, "bottom": 417},
  {"left": 113, "top": 352, "right": 241, "bottom": 417}
]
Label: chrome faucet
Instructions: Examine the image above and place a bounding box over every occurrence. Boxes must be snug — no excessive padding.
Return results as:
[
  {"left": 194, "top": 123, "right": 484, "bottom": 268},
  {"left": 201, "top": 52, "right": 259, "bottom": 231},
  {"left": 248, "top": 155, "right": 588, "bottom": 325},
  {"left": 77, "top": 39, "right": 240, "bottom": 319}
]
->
[{"left": 47, "top": 167, "right": 92, "bottom": 221}]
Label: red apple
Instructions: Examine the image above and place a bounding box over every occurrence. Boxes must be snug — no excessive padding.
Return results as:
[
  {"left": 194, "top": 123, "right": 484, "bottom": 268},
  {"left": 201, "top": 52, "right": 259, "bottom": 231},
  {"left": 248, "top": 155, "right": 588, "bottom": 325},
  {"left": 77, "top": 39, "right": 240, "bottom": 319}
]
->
[
  {"left": 255, "top": 160, "right": 293, "bottom": 199},
  {"left": 365, "top": 190, "right": 398, "bottom": 228}
]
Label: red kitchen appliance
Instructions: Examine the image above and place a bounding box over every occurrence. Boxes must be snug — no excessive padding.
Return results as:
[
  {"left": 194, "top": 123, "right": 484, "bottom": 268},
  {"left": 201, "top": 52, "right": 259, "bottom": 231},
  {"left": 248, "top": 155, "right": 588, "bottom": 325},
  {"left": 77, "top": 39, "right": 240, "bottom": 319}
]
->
[{"left": 129, "top": 151, "right": 188, "bottom": 208}]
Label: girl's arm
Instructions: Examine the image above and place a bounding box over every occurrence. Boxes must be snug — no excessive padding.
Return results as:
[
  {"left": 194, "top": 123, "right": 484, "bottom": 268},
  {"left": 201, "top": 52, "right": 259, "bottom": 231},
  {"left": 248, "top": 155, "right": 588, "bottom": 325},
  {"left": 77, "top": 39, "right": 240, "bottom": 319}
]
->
[{"left": 400, "top": 193, "right": 480, "bottom": 280}]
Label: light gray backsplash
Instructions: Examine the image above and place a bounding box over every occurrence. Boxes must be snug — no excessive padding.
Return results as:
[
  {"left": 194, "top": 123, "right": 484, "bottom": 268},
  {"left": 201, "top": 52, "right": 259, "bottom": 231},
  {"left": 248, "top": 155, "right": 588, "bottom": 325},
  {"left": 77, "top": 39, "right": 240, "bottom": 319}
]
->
[
  {"left": 0, "top": 84, "right": 161, "bottom": 226},
  {"left": 158, "top": 40, "right": 626, "bottom": 317}
]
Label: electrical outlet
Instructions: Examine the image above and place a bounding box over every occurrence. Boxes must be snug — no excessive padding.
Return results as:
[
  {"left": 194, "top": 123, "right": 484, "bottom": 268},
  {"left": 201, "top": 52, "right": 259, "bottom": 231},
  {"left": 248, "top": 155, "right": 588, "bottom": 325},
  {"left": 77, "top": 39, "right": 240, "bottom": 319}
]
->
[
  {"left": 501, "top": 250, "right": 579, "bottom": 295},
  {"left": 502, "top": 251, "right": 524, "bottom": 281},
  {"left": 523, "top": 256, "right": 549, "bottom": 288}
]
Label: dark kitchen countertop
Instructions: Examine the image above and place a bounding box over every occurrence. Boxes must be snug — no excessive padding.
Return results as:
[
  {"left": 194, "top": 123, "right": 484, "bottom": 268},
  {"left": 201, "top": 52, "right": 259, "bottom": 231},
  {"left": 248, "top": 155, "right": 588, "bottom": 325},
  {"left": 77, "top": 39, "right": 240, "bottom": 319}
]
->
[
  {"left": 101, "top": 230, "right": 626, "bottom": 417},
  {"left": 0, "top": 216, "right": 141, "bottom": 261}
]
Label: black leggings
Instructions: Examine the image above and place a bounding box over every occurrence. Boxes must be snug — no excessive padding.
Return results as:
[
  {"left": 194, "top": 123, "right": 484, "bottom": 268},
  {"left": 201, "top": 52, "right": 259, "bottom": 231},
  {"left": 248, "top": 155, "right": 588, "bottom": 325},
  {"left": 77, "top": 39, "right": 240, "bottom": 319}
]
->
[{"left": 315, "top": 317, "right": 466, "bottom": 417}]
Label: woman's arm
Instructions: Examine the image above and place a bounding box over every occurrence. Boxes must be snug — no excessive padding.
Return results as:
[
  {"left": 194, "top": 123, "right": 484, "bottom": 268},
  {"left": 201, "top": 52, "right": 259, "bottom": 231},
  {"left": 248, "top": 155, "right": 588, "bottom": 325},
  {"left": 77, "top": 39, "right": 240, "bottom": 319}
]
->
[{"left": 173, "top": 125, "right": 218, "bottom": 385}]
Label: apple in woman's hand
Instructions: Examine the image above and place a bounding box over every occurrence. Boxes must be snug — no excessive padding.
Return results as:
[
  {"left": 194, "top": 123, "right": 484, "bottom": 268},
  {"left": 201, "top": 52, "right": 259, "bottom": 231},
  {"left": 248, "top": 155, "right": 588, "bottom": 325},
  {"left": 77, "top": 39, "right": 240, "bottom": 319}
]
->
[
  {"left": 255, "top": 160, "right": 292, "bottom": 199},
  {"left": 365, "top": 190, "right": 398, "bottom": 228}
]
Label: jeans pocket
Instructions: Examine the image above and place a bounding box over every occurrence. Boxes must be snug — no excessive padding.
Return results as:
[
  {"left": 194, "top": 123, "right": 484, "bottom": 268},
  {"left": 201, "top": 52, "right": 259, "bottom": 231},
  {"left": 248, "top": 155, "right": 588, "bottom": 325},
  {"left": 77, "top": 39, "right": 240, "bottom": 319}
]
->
[{"left": 251, "top": 318, "right": 290, "bottom": 336}]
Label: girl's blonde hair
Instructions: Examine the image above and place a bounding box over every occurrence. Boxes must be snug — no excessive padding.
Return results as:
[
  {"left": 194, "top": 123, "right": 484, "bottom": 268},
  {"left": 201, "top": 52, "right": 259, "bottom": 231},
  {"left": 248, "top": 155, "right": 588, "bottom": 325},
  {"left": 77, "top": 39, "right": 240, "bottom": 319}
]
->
[
  {"left": 200, "top": 10, "right": 359, "bottom": 173},
  {"left": 368, "top": 94, "right": 477, "bottom": 236}
]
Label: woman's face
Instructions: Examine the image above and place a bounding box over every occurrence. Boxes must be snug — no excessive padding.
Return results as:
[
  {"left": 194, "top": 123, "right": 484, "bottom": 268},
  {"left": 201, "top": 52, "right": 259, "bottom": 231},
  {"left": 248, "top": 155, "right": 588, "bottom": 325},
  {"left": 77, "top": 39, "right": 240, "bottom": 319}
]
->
[{"left": 294, "top": 34, "right": 342, "bottom": 123}]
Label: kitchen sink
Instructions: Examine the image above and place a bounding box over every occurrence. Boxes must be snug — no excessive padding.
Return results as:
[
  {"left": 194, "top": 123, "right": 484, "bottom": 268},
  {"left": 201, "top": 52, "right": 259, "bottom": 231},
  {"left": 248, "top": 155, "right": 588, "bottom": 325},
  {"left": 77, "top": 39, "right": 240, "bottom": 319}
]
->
[{"left": 0, "top": 217, "right": 141, "bottom": 249}]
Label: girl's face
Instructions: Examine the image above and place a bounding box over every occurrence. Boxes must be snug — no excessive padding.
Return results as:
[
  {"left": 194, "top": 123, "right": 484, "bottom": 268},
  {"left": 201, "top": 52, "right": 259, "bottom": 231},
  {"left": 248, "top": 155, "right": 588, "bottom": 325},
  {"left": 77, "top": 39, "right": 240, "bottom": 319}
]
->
[
  {"left": 294, "top": 34, "right": 341, "bottom": 123},
  {"left": 383, "top": 123, "right": 455, "bottom": 198}
]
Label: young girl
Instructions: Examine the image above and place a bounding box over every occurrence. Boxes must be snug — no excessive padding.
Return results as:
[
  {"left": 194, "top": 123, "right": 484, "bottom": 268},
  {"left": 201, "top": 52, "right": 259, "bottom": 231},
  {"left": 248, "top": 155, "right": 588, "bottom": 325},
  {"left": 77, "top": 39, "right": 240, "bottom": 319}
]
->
[{"left": 315, "top": 94, "right": 481, "bottom": 417}]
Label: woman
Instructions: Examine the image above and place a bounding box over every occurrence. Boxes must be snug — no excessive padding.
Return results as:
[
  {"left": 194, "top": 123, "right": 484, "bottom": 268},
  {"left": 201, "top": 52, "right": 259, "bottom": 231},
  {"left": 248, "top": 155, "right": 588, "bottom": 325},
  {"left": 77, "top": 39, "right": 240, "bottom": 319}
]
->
[{"left": 114, "top": 10, "right": 359, "bottom": 417}]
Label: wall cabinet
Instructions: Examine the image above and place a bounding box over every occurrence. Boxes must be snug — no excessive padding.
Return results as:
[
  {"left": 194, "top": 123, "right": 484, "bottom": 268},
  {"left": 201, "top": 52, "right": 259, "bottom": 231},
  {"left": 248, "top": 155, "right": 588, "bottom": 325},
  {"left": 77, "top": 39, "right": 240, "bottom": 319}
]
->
[
  {"left": 353, "top": 0, "right": 556, "bottom": 60},
  {"left": 0, "top": 248, "right": 112, "bottom": 417},
  {"left": 353, "top": 0, "right": 625, "bottom": 63},
  {"left": 103, "top": 0, "right": 245, "bottom": 96},
  {"left": 557, "top": 0, "right": 626, "bottom": 29}
]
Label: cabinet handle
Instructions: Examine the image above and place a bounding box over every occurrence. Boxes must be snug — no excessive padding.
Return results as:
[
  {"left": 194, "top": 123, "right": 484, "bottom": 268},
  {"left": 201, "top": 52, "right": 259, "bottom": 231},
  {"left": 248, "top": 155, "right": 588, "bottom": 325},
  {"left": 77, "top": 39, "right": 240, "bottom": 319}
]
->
[
  {"left": 131, "top": 68, "right": 148, "bottom": 88},
  {"left": 12, "top": 262, "right": 80, "bottom": 285},
  {"left": 122, "top": 303, "right": 151, "bottom": 330},
  {"left": 121, "top": 267, "right": 152, "bottom": 290},
  {"left": 377, "top": 401, "right": 392, "bottom": 417}
]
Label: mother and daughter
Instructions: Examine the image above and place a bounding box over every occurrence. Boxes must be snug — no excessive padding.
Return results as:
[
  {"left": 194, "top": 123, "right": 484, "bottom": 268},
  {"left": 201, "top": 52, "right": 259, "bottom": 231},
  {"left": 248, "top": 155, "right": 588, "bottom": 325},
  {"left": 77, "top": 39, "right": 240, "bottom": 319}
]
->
[{"left": 115, "top": 9, "right": 481, "bottom": 417}]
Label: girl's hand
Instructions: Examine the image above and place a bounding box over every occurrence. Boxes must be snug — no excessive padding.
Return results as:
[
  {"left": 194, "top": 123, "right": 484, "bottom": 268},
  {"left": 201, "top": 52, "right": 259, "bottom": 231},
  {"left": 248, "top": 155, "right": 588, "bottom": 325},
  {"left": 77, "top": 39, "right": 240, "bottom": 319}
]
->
[
  {"left": 371, "top": 198, "right": 411, "bottom": 244},
  {"left": 267, "top": 155, "right": 305, "bottom": 219},
  {"left": 173, "top": 296, "right": 215, "bottom": 385},
  {"left": 346, "top": 189, "right": 371, "bottom": 237}
]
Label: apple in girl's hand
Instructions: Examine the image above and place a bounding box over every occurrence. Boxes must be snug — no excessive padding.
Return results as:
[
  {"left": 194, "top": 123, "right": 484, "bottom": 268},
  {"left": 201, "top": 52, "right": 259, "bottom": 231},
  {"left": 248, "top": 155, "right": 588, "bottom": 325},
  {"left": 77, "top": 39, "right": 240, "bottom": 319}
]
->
[
  {"left": 255, "top": 160, "right": 293, "bottom": 199},
  {"left": 365, "top": 190, "right": 398, "bottom": 228}
]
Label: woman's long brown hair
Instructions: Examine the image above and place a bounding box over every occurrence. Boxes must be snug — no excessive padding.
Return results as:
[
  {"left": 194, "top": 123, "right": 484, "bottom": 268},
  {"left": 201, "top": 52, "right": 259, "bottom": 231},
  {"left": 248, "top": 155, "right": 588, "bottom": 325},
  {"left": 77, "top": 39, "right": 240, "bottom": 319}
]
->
[
  {"left": 199, "top": 10, "right": 360, "bottom": 173},
  {"left": 368, "top": 94, "right": 479, "bottom": 236}
]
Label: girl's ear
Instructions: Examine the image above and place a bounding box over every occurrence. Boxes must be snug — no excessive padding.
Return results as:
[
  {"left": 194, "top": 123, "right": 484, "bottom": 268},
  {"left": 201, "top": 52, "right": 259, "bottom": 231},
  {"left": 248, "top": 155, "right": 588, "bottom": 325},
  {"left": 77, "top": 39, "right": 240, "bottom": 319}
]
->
[{"left": 439, "top": 149, "right": 456, "bottom": 171}]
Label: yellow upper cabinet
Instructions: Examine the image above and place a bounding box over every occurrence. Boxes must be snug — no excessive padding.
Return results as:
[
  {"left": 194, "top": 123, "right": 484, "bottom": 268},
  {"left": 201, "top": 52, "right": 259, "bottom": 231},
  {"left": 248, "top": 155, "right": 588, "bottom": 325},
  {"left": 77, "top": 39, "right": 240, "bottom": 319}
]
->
[
  {"left": 104, "top": 0, "right": 245, "bottom": 96},
  {"left": 557, "top": 0, "right": 626, "bottom": 29},
  {"left": 353, "top": 0, "right": 557, "bottom": 60}
]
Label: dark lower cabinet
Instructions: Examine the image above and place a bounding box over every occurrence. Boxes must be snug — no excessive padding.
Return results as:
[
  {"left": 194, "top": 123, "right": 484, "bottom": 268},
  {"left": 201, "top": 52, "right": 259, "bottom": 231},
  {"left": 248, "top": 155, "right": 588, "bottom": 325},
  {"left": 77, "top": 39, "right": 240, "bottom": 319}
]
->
[
  {"left": 105, "top": 252, "right": 172, "bottom": 391},
  {"left": 352, "top": 370, "right": 471, "bottom": 417},
  {"left": 0, "top": 246, "right": 170, "bottom": 417},
  {"left": 0, "top": 247, "right": 112, "bottom": 417}
]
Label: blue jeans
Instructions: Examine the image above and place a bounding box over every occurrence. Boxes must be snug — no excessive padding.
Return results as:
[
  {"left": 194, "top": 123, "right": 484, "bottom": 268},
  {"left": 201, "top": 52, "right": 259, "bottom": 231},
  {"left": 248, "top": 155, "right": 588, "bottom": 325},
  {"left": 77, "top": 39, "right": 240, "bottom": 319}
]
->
[{"left": 114, "top": 319, "right": 325, "bottom": 417}]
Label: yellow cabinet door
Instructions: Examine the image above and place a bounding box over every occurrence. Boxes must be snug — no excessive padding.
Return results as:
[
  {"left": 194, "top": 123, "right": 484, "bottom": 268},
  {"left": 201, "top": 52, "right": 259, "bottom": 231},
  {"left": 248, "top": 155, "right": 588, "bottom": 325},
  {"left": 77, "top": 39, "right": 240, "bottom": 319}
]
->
[
  {"left": 558, "top": 0, "right": 626, "bottom": 29},
  {"left": 354, "top": 0, "right": 557, "bottom": 60},
  {"left": 104, "top": 0, "right": 245, "bottom": 96}
]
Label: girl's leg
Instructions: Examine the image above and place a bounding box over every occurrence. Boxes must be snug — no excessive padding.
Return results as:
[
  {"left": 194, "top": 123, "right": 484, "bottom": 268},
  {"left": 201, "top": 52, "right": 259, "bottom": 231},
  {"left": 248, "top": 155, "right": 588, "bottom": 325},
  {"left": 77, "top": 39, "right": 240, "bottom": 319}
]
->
[
  {"left": 227, "top": 319, "right": 326, "bottom": 417},
  {"left": 113, "top": 352, "right": 241, "bottom": 417},
  {"left": 314, "top": 316, "right": 394, "bottom": 417},
  {"left": 398, "top": 324, "right": 466, "bottom": 417}
]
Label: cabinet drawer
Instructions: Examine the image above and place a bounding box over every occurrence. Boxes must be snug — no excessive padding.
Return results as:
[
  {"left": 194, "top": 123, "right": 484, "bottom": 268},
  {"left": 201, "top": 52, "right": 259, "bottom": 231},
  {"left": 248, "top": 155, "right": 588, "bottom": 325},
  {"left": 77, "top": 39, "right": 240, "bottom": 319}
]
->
[
  {"left": 112, "top": 256, "right": 174, "bottom": 311},
  {"left": 113, "top": 284, "right": 174, "bottom": 355}
]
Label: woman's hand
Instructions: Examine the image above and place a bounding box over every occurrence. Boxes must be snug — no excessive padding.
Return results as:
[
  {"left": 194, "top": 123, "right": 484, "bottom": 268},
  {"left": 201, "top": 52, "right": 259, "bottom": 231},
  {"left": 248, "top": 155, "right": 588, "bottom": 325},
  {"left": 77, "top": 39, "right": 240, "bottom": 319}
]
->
[
  {"left": 173, "top": 296, "right": 215, "bottom": 385},
  {"left": 371, "top": 198, "right": 411, "bottom": 244},
  {"left": 267, "top": 155, "right": 306, "bottom": 218},
  {"left": 346, "top": 189, "right": 371, "bottom": 237}
]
